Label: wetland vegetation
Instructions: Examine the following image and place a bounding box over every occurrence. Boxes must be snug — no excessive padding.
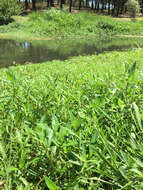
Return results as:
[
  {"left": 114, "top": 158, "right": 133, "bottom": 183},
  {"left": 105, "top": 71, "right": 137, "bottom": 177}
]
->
[
  {"left": 1, "top": 10, "right": 143, "bottom": 40},
  {"left": 0, "top": 50, "right": 143, "bottom": 190},
  {"left": 0, "top": 0, "right": 143, "bottom": 189}
]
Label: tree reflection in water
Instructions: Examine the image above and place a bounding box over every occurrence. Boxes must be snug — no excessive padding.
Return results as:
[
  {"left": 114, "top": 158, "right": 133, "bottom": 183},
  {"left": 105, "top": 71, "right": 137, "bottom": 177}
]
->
[{"left": 0, "top": 37, "right": 141, "bottom": 68}]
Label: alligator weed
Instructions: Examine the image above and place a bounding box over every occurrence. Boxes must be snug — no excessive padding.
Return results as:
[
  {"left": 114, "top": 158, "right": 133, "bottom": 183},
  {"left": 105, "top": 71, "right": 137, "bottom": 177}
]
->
[{"left": 0, "top": 50, "right": 143, "bottom": 189}]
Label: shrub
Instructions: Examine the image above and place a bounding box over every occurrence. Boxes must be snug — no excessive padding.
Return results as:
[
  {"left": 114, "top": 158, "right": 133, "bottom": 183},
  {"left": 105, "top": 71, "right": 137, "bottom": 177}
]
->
[
  {"left": 96, "top": 20, "right": 130, "bottom": 34},
  {"left": 29, "top": 9, "right": 82, "bottom": 28},
  {"left": 28, "top": 9, "right": 83, "bottom": 36},
  {"left": 0, "top": 0, "right": 22, "bottom": 23},
  {"left": 126, "top": 0, "right": 140, "bottom": 18}
]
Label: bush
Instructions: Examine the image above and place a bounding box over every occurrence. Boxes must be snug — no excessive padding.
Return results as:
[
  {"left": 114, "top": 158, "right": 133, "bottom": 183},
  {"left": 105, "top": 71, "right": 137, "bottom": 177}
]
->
[
  {"left": 0, "top": 0, "right": 22, "bottom": 23},
  {"left": 126, "top": 0, "right": 140, "bottom": 18},
  {"left": 29, "top": 9, "right": 82, "bottom": 28},
  {"left": 96, "top": 20, "right": 130, "bottom": 34},
  {"left": 28, "top": 9, "right": 83, "bottom": 36}
]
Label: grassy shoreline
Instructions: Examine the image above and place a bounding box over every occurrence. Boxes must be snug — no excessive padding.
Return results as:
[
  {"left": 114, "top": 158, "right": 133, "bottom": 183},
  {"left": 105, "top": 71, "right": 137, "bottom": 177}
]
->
[
  {"left": 1, "top": 32, "right": 143, "bottom": 42},
  {"left": 1, "top": 10, "right": 143, "bottom": 41},
  {"left": 0, "top": 49, "right": 143, "bottom": 189},
  {"left": 0, "top": 32, "right": 102, "bottom": 41},
  {"left": 1, "top": 9, "right": 143, "bottom": 190}
]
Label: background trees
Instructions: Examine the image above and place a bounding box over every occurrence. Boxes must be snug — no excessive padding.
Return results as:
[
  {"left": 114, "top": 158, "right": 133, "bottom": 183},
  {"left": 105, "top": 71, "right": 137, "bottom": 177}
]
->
[
  {"left": 20, "top": 0, "right": 141, "bottom": 17},
  {"left": 0, "top": 0, "right": 142, "bottom": 23}
]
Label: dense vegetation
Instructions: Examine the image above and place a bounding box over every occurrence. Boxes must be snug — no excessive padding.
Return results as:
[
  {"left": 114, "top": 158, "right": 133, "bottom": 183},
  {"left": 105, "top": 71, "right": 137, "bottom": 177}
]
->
[
  {"left": 0, "top": 0, "right": 21, "bottom": 23},
  {"left": 0, "top": 0, "right": 143, "bottom": 190},
  {"left": 0, "top": 50, "right": 143, "bottom": 189},
  {"left": 1, "top": 10, "right": 143, "bottom": 40}
]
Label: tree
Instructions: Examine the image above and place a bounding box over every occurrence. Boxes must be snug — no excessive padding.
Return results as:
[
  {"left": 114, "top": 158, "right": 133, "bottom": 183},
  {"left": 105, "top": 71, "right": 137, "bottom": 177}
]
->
[
  {"left": 108, "top": 0, "right": 111, "bottom": 14},
  {"left": 139, "top": 0, "right": 143, "bottom": 13},
  {"left": 32, "top": 0, "right": 36, "bottom": 10},
  {"left": 79, "top": 0, "right": 82, "bottom": 10},
  {"left": 126, "top": 0, "right": 140, "bottom": 17},
  {"left": 60, "top": 0, "right": 63, "bottom": 9},
  {"left": 69, "top": 0, "right": 72, "bottom": 12},
  {"left": 25, "top": 0, "right": 29, "bottom": 10}
]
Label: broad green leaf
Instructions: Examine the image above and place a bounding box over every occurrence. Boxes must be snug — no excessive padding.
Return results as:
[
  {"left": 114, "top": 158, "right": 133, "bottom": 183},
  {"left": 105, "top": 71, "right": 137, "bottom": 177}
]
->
[
  {"left": 44, "top": 176, "right": 60, "bottom": 190},
  {"left": 132, "top": 102, "right": 142, "bottom": 131},
  {"left": 0, "top": 171, "right": 5, "bottom": 176},
  {"left": 128, "top": 62, "right": 136, "bottom": 82},
  {"left": 6, "top": 166, "right": 18, "bottom": 173},
  {"left": 6, "top": 68, "right": 16, "bottom": 82},
  {"left": 118, "top": 99, "right": 124, "bottom": 110}
]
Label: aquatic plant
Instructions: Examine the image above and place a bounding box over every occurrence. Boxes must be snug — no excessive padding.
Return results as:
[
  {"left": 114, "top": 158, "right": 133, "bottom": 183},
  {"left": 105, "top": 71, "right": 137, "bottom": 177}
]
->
[{"left": 0, "top": 50, "right": 143, "bottom": 189}]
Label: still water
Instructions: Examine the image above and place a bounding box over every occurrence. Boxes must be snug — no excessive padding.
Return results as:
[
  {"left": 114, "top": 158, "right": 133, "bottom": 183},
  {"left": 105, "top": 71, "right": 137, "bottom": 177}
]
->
[{"left": 0, "top": 37, "right": 142, "bottom": 68}]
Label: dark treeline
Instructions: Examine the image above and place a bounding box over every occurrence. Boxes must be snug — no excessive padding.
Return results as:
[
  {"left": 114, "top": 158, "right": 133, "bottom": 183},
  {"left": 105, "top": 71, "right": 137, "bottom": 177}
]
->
[{"left": 21, "top": 0, "right": 143, "bottom": 16}]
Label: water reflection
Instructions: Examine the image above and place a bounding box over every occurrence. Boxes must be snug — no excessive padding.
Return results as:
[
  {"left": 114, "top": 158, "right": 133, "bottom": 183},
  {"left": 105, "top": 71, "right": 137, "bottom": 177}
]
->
[{"left": 0, "top": 37, "right": 142, "bottom": 68}]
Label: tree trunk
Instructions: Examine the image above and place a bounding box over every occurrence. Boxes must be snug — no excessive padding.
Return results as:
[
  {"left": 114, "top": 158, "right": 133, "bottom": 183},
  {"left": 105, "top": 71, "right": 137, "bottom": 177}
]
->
[
  {"left": 97, "top": 0, "right": 99, "bottom": 12},
  {"left": 120, "top": 0, "right": 125, "bottom": 14},
  {"left": 50, "top": 0, "right": 54, "bottom": 6},
  {"left": 85, "top": 0, "right": 88, "bottom": 8},
  {"left": 94, "top": 0, "right": 97, "bottom": 10},
  {"left": 108, "top": 0, "right": 111, "bottom": 14},
  {"left": 25, "top": 0, "right": 29, "bottom": 10},
  {"left": 32, "top": 0, "right": 36, "bottom": 10},
  {"left": 141, "top": 0, "right": 143, "bottom": 13},
  {"left": 112, "top": 0, "right": 116, "bottom": 15},
  {"left": 60, "top": 0, "right": 63, "bottom": 9},
  {"left": 104, "top": 0, "right": 107, "bottom": 10},
  {"left": 101, "top": 0, "right": 104, "bottom": 12},
  {"left": 91, "top": 0, "right": 94, "bottom": 9},
  {"left": 69, "top": 0, "right": 72, "bottom": 12},
  {"left": 116, "top": 0, "right": 120, "bottom": 16},
  {"left": 79, "top": 0, "right": 82, "bottom": 10},
  {"left": 47, "top": 0, "right": 50, "bottom": 7}
]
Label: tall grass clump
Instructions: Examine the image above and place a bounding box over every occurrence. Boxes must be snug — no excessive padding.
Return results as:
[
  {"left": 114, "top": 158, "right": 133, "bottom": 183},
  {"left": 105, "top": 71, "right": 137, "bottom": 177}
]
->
[
  {"left": 28, "top": 9, "right": 86, "bottom": 36},
  {"left": 0, "top": 50, "right": 143, "bottom": 189},
  {"left": 0, "top": 0, "right": 22, "bottom": 24}
]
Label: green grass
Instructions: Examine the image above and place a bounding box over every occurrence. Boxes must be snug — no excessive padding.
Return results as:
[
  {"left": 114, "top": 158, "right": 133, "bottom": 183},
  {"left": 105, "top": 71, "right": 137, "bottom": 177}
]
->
[
  {"left": 1, "top": 9, "right": 143, "bottom": 40},
  {"left": 0, "top": 49, "right": 143, "bottom": 189}
]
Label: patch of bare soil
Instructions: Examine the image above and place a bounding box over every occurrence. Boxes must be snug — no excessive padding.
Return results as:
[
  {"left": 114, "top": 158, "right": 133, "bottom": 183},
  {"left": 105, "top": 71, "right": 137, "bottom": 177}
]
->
[{"left": 0, "top": 181, "right": 4, "bottom": 190}]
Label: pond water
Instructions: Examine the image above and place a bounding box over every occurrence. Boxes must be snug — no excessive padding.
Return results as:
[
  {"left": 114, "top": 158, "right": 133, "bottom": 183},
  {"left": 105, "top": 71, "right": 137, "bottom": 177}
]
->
[{"left": 0, "top": 37, "right": 142, "bottom": 68}]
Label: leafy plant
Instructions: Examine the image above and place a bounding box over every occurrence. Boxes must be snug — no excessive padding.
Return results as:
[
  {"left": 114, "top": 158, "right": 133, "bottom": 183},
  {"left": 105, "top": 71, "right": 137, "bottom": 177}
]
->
[
  {"left": 0, "top": 0, "right": 22, "bottom": 23},
  {"left": 126, "top": 0, "right": 140, "bottom": 18},
  {"left": 96, "top": 20, "right": 130, "bottom": 34},
  {"left": 0, "top": 49, "right": 143, "bottom": 189},
  {"left": 1, "top": 10, "right": 143, "bottom": 37}
]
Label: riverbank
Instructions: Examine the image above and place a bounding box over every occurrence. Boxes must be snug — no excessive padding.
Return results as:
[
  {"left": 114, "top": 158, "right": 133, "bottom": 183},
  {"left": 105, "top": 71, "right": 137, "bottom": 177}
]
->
[
  {"left": 0, "top": 49, "right": 143, "bottom": 189},
  {"left": 1, "top": 10, "right": 143, "bottom": 40}
]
